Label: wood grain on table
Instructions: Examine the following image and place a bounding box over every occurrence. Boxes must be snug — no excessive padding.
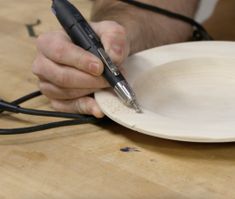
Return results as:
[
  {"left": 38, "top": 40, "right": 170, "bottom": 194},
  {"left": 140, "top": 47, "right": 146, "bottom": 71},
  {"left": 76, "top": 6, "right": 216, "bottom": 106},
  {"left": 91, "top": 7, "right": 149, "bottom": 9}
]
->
[{"left": 0, "top": 0, "right": 235, "bottom": 198}]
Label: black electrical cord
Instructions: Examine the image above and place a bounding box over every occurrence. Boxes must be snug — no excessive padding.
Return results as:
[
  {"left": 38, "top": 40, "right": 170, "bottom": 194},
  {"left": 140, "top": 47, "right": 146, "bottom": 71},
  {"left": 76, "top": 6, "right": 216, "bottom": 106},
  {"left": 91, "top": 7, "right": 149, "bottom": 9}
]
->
[
  {"left": 0, "top": 0, "right": 213, "bottom": 135},
  {"left": 11, "top": 90, "right": 42, "bottom": 105},
  {"left": 0, "top": 91, "right": 42, "bottom": 114},
  {"left": 119, "top": 0, "right": 213, "bottom": 41},
  {"left": 0, "top": 91, "right": 103, "bottom": 135},
  {"left": 1, "top": 98, "right": 96, "bottom": 120},
  {"left": 0, "top": 119, "right": 100, "bottom": 135}
]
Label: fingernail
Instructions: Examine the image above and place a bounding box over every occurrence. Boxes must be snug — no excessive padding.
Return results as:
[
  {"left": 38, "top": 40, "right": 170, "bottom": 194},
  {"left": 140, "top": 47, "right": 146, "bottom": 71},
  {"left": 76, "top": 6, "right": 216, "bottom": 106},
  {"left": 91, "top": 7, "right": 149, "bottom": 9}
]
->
[
  {"left": 112, "top": 44, "right": 122, "bottom": 55},
  {"left": 89, "top": 62, "right": 101, "bottom": 75}
]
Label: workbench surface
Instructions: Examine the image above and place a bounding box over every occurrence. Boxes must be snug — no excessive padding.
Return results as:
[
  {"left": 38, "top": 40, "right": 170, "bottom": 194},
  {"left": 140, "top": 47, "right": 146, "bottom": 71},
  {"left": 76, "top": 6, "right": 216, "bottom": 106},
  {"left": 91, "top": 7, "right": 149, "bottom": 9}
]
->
[{"left": 0, "top": 0, "right": 235, "bottom": 198}]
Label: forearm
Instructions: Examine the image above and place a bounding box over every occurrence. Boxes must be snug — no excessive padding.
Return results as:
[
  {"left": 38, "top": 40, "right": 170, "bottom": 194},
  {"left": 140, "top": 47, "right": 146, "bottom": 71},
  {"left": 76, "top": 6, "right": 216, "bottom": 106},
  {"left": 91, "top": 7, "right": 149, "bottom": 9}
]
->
[{"left": 91, "top": 0, "right": 199, "bottom": 54}]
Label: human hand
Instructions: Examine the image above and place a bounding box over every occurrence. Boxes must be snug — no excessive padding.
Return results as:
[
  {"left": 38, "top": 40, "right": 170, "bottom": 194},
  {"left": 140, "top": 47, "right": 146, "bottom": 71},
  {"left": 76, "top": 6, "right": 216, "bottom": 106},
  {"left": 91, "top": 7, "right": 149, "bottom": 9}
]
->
[{"left": 32, "top": 21, "right": 130, "bottom": 118}]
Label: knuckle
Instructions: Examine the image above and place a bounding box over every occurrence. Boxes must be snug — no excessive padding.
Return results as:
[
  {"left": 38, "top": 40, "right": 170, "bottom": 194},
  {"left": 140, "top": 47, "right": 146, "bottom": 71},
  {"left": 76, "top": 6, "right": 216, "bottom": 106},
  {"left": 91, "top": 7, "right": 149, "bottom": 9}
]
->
[
  {"left": 52, "top": 41, "right": 67, "bottom": 61},
  {"left": 74, "top": 99, "right": 83, "bottom": 113},
  {"left": 39, "top": 82, "right": 52, "bottom": 99},
  {"left": 116, "top": 25, "right": 126, "bottom": 35},
  {"left": 51, "top": 100, "right": 60, "bottom": 110},
  {"left": 75, "top": 97, "right": 89, "bottom": 114},
  {"left": 36, "top": 34, "right": 46, "bottom": 48},
  {"left": 76, "top": 49, "right": 87, "bottom": 68},
  {"left": 32, "top": 56, "right": 42, "bottom": 75},
  {"left": 38, "top": 31, "right": 69, "bottom": 62},
  {"left": 38, "top": 82, "right": 45, "bottom": 91},
  {"left": 67, "top": 90, "right": 81, "bottom": 98},
  {"left": 84, "top": 98, "right": 95, "bottom": 113},
  {"left": 101, "top": 21, "right": 127, "bottom": 35},
  {"left": 111, "top": 22, "right": 126, "bottom": 35},
  {"left": 32, "top": 60, "right": 38, "bottom": 75},
  {"left": 76, "top": 50, "right": 99, "bottom": 74},
  {"left": 36, "top": 33, "right": 53, "bottom": 50},
  {"left": 39, "top": 82, "right": 48, "bottom": 93},
  {"left": 54, "top": 69, "right": 68, "bottom": 86}
]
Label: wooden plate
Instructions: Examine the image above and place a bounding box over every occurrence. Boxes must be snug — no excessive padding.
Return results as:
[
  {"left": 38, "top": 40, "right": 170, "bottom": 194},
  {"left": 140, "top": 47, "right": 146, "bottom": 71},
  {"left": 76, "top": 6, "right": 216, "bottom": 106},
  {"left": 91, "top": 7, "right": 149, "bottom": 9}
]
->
[{"left": 95, "top": 41, "right": 235, "bottom": 142}]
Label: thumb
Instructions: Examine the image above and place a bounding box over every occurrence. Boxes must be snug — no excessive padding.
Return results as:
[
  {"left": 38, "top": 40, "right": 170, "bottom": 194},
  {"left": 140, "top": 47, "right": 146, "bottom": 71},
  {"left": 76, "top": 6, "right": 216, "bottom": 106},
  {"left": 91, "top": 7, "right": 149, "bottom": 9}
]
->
[{"left": 90, "top": 21, "right": 130, "bottom": 66}]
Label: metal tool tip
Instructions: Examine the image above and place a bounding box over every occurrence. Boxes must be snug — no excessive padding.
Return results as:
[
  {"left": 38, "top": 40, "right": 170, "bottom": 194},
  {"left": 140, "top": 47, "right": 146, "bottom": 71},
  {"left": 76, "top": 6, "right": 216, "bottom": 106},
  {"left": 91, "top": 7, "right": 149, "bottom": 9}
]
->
[{"left": 132, "top": 101, "right": 142, "bottom": 113}]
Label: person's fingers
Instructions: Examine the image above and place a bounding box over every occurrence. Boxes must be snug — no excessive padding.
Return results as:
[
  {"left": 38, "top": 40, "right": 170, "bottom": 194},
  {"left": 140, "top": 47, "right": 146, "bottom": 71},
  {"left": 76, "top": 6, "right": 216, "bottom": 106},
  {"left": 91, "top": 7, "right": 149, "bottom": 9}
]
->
[
  {"left": 39, "top": 80, "right": 97, "bottom": 100},
  {"left": 91, "top": 21, "right": 130, "bottom": 66},
  {"left": 51, "top": 97, "right": 104, "bottom": 118},
  {"left": 36, "top": 30, "right": 104, "bottom": 76},
  {"left": 32, "top": 53, "right": 109, "bottom": 89}
]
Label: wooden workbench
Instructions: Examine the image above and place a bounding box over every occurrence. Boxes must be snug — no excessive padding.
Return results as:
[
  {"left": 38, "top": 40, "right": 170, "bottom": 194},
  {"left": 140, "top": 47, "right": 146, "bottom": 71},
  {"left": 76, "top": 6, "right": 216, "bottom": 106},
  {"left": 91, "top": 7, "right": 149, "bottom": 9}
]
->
[{"left": 0, "top": 0, "right": 235, "bottom": 198}]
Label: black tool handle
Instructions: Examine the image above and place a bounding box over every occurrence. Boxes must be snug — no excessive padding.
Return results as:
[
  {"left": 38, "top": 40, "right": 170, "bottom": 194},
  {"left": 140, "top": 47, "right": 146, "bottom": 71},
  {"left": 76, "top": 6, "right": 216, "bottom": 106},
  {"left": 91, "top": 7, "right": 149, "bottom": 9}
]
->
[{"left": 52, "top": 0, "right": 125, "bottom": 87}]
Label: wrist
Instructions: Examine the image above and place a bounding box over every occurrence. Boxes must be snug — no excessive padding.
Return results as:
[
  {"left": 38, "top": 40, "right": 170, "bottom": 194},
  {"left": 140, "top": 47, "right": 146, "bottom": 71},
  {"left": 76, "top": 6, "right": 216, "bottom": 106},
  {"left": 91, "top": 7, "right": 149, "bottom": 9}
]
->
[{"left": 91, "top": 0, "right": 198, "bottom": 54}]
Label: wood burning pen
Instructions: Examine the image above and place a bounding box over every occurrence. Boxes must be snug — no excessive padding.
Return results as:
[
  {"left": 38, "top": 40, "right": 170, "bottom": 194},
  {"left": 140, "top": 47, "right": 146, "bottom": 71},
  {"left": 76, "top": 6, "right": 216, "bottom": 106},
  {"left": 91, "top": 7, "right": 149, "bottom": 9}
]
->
[{"left": 51, "top": 0, "right": 142, "bottom": 113}]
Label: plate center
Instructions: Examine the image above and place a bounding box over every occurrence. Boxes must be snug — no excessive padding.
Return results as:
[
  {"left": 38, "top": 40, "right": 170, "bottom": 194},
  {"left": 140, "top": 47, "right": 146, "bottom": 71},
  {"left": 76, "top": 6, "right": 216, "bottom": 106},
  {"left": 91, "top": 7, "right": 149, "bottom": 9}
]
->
[{"left": 133, "top": 57, "right": 235, "bottom": 122}]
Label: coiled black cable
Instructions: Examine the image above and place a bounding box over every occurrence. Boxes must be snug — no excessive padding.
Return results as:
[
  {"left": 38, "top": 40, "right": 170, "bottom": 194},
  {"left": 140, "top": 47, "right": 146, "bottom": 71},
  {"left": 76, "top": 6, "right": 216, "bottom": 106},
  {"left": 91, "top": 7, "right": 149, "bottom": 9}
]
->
[{"left": 0, "top": 91, "right": 103, "bottom": 135}]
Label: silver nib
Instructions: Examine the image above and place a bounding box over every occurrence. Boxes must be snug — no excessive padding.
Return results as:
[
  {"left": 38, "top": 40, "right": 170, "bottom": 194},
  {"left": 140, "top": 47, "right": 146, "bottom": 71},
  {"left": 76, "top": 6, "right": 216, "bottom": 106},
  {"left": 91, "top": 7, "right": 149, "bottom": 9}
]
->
[
  {"left": 131, "top": 100, "right": 142, "bottom": 113},
  {"left": 114, "top": 80, "right": 142, "bottom": 113}
]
